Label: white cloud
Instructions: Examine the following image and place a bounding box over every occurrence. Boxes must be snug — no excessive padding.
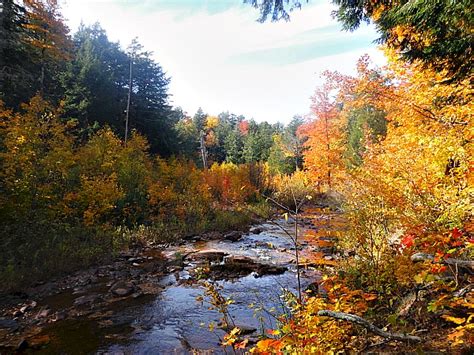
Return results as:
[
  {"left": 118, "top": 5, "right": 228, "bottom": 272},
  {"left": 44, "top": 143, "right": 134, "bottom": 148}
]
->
[{"left": 60, "top": 0, "right": 385, "bottom": 123}]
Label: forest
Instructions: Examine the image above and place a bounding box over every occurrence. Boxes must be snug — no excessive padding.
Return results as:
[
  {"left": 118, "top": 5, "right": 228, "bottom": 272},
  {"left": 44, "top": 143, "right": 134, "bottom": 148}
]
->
[{"left": 0, "top": 0, "right": 472, "bottom": 353}]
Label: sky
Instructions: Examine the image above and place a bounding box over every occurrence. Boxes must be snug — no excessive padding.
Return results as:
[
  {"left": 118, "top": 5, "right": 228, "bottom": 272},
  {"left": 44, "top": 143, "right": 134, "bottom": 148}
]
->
[{"left": 60, "top": 0, "right": 385, "bottom": 123}]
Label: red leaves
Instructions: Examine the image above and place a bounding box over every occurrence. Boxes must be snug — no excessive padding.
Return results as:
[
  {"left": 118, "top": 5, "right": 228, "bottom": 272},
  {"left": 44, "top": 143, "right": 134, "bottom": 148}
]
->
[
  {"left": 401, "top": 234, "right": 415, "bottom": 249},
  {"left": 239, "top": 120, "right": 249, "bottom": 136}
]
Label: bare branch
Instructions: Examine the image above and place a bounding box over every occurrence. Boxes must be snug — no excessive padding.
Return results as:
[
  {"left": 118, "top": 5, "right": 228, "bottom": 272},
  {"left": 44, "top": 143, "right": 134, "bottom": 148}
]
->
[
  {"left": 411, "top": 253, "right": 474, "bottom": 271},
  {"left": 317, "top": 310, "right": 421, "bottom": 342}
]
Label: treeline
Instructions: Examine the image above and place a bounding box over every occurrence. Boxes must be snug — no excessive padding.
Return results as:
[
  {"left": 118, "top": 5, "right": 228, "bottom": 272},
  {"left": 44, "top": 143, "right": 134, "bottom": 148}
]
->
[
  {"left": 177, "top": 108, "right": 305, "bottom": 173},
  {"left": 0, "top": 0, "right": 304, "bottom": 289},
  {"left": 1, "top": 0, "right": 305, "bottom": 168}
]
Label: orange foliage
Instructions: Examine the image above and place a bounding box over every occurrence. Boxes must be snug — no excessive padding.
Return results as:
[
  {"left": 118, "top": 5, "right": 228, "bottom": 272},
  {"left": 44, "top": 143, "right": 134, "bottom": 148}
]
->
[
  {"left": 203, "top": 162, "right": 257, "bottom": 205},
  {"left": 299, "top": 78, "right": 346, "bottom": 190}
]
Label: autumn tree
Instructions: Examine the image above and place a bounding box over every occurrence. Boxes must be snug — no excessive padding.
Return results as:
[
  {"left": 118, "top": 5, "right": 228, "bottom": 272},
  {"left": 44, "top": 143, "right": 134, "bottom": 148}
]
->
[
  {"left": 332, "top": 0, "right": 473, "bottom": 80},
  {"left": 300, "top": 79, "right": 345, "bottom": 189},
  {"left": 22, "top": 0, "right": 71, "bottom": 99},
  {"left": 247, "top": 1, "right": 472, "bottom": 81}
]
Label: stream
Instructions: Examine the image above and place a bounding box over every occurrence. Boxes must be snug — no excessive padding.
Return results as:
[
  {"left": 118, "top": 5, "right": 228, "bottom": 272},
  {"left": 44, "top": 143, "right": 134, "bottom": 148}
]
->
[{"left": 0, "top": 210, "right": 342, "bottom": 354}]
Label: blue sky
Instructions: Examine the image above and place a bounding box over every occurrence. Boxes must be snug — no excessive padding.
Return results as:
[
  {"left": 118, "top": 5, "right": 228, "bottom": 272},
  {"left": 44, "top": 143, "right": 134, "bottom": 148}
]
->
[{"left": 61, "top": 0, "right": 384, "bottom": 123}]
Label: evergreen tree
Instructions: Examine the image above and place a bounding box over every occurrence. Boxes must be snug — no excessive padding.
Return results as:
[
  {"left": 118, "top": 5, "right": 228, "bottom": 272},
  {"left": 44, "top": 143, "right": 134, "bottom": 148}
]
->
[
  {"left": 224, "top": 128, "right": 243, "bottom": 164},
  {"left": 193, "top": 107, "right": 207, "bottom": 133},
  {"left": 332, "top": 0, "right": 472, "bottom": 80},
  {"left": 22, "top": 0, "right": 71, "bottom": 102},
  {"left": 0, "top": 0, "right": 32, "bottom": 108},
  {"left": 61, "top": 23, "right": 126, "bottom": 130},
  {"left": 126, "top": 39, "right": 173, "bottom": 155}
]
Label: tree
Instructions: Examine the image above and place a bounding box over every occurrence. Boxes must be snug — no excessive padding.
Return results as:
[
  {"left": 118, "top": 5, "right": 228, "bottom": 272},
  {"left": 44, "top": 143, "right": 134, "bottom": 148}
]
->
[
  {"left": 242, "top": 130, "right": 260, "bottom": 163},
  {"left": 344, "top": 105, "right": 386, "bottom": 168},
  {"left": 267, "top": 134, "right": 294, "bottom": 174},
  {"left": 61, "top": 24, "right": 127, "bottom": 130},
  {"left": 193, "top": 107, "right": 207, "bottom": 134},
  {"left": 245, "top": 0, "right": 472, "bottom": 81},
  {"left": 1, "top": 0, "right": 71, "bottom": 108},
  {"left": 241, "top": 120, "right": 277, "bottom": 163},
  {"left": 300, "top": 82, "right": 344, "bottom": 190},
  {"left": 282, "top": 115, "right": 306, "bottom": 171},
  {"left": 62, "top": 26, "right": 174, "bottom": 155},
  {"left": 0, "top": 0, "right": 32, "bottom": 108},
  {"left": 244, "top": 0, "right": 307, "bottom": 22},
  {"left": 22, "top": 0, "right": 71, "bottom": 100},
  {"left": 224, "top": 128, "right": 243, "bottom": 164},
  {"left": 126, "top": 39, "right": 173, "bottom": 155},
  {"left": 332, "top": 0, "right": 473, "bottom": 81}
]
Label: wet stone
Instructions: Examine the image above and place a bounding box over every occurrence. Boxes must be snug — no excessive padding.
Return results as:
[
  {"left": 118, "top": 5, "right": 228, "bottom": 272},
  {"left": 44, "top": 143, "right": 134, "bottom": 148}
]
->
[
  {"left": 0, "top": 318, "right": 19, "bottom": 331},
  {"left": 188, "top": 251, "right": 228, "bottom": 263},
  {"left": 109, "top": 281, "right": 135, "bottom": 297},
  {"left": 223, "top": 231, "right": 243, "bottom": 242},
  {"left": 35, "top": 309, "right": 51, "bottom": 319},
  {"left": 74, "top": 294, "right": 102, "bottom": 306},
  {"left": 250, "top": 227, "right": 264, "bottom": 234}
]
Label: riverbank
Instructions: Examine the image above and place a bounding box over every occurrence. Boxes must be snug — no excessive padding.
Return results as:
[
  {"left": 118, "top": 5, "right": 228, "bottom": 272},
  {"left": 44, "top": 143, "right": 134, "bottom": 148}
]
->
[{"left": 0, "top": 207, "right": 340, "bottom": 353}]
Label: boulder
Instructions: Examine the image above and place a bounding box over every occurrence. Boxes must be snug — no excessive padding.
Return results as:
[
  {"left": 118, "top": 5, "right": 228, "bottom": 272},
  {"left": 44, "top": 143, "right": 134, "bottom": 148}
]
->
[
  {"left": 189, "top": 251, "right": 228, "bottom": 263},
  {"left": 109, "top": 281, "right": 135, "bottom": 297}
]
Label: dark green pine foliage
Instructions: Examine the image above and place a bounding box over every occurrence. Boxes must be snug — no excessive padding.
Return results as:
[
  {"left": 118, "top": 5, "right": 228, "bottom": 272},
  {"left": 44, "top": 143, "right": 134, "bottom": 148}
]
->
[
  {"left": 224, "top": 128, "right": 243, "bottom": 164},
  {"left": 283, "top": 115, "right": 306, "bottom": 170},
  {"left": 62, "top": 25, "right": 175, "bottom": 155},
  {"left": 244, "top": 0, "right": 307, "bottom": 22},
  {"left": 22, "top": 0, "right": 72, "bottom": 104},
  {"left": 126, "top": 39, "right": 174, "bottom": 155},
  {"left": 193, "top": 107, "right": 207, "bottom": 133},
  {"left": 1, "top": 0, "right": 71, "bottom": 108},
  {"left": 244, "top": 0, "right": 472, "bottom": 80},
  {"left": 0, "top": 0, "right": 32, "bottom": 108},
  {"left": 242, "top": 120, "right": 278, "bottom": 163},
  {"left": 61, "top": 24, "right": 127, "bottom": 131},
  {"left": 332, "top": 0, "right": 473, "bottom": 81}
]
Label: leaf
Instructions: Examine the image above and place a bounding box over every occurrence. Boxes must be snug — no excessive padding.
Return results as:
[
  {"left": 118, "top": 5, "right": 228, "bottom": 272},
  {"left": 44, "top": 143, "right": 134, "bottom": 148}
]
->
[
  {"left": 235, "top": 338, "right": 249, "bottom": 349},
  {"left": 387, "top": 314, "right": 398, "bottom": 325},
  {"left": 362, "top": 293, "right": 378, "bottom": 301},
  {"left": 229, "top": 327, "right": 241, "bottom": 336},
  {"left": 267, "top": 329, "right": 280, "bottom": 335},
  {"left": 256, "top": 338, "right": 283, "bottom": 351},
  {"left": 414, "top": 273, "right": 424, "bottom": 284},
  {"left": 441, "top": 315, "right": 466, "bottom": 325}
]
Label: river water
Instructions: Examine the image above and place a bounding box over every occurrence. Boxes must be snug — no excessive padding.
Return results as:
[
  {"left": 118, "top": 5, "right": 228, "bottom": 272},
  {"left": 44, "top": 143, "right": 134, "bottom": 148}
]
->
[{"left": 20, "top": 211, "right": 340, "bottom": 354}]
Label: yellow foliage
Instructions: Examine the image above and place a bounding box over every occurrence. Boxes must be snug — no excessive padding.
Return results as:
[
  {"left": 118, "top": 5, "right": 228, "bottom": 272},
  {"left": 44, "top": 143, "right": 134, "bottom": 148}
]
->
[{"left": 205, "top": 115, "right": 219, "bottom": 130}]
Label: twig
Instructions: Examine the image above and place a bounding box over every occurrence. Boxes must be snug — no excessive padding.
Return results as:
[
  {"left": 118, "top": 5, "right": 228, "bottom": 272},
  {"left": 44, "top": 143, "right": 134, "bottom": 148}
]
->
[
  {"left": 317, "top": 310, "right": 421, "bottom": 342},
  {"left": 411, "top": 253, "right": 474, "bottom": 271},
  {"left": 262, "top": 194, "right": 293, "bottom": 214}
]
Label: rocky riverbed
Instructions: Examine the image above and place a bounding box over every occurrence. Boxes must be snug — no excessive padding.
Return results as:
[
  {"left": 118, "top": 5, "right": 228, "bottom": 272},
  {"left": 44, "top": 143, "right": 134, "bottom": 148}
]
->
[{"left": 0, "top": 208, "right": 344, "bottom": 354}]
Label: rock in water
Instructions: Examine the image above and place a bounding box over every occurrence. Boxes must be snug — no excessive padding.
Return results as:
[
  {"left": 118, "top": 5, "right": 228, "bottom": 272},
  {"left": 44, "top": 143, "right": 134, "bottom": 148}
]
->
[
  {"left": 0, "top": 318, "right": 19, "bottom": 331},
  {"left": 250, "top": 227, "right": 264, "bottom": 234},
  {"left": 109, "top": 281, "right": 135, "bottom": 297},
  {"left": 224, "top": 231, "right": 243, "bottom": 242}
]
